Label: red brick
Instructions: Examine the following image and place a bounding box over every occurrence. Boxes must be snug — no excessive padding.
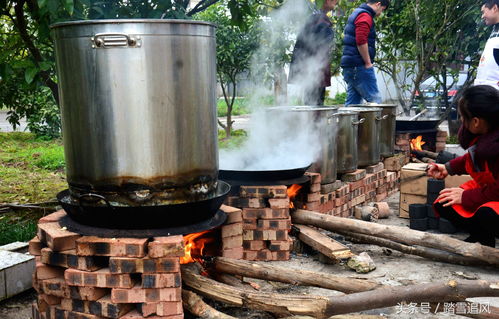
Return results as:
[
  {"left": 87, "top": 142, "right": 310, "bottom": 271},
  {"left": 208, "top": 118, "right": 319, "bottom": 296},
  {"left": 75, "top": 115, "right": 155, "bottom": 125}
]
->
[
  {"left": 243, "top": 250, "right": 258, "bottom": 260},
  {"left": 76, "top": 236, "right": 148, "bottom": 258},
  {"left": 256, "top": 219, "right": 291, "bottom": 230},
  {"left": 239, "top": 185, "right": 288, "bottom": 198},
  {"left": 36, "top": 261, "right": 65, "bottom": 280},
  {"left": 307, "top": 192, "right": 321, "bottom": 202},
  {"left": 243, "top": 240, "right": 266, "bottom": 250},
  {"left": 60, "top": 296, "right": 133, "bottom": 318},
  {"left": 220, "top": 205, "right": 243, "bottom": 224},
  {"left": 29, "top": 236, "right": 43, "bottom": 256},
  {"left": 65, "top": 268, "right": 134, "bottom": 288},
  {"left": 221, "top": 223, "right": 243, "bottom": 238},
  {"left": 243, "top": 230, "right": 288, "bottom": 241},
  {"left": 122, "top": 309, "right": 183, "bottom": 319},
  {"left": 39, "top": 293, "right": 61, "bottom": 305},
  {"left": 148, "top": 236, "right": 184, "bottom": 258},
  {"left": 37, "top": 222, "right": 81, "bottom": 251},
  {"left": 38, "top": 210, "right": 67, "bottom": 224},
  {"left": 39, "top": 277, "right": 108, "bottom": 301},
  {"left": 304, "top": 172, "right": 321, "bottom": 184},
  {"left": 141, "top": 273, "right": 181, "bottom": 288},
  {"left": 109, "top": 257, "right": 180, "bottom": 274},
  {"left": 268, "top": 198, "right": 290, "bottom": 209},
  {"left": 222, "top": 235, "right": 243, "bottom": 250},
  {"left": 242, "top": 219, "right": 257, "bottom": 230},
  {"left": 341, "top": 169, "right": 366, "bottom": 182},
  {"left": 242, "top": 208, "right": 289, "bottom": 220},
  {"left": 221, "top": 247, "right": 243, "bottom": 259},
  {"left": 304, "top": 201, "right": 320, "bottom": 211},
  {"left": 268, "top": 240, "right": 292, "bottom": 251},
  {"left": 309, "top": 182, "right": 321, "bottom": 193},
  {"left": 41, "top": 248, "right": 106, "bottom": 271},
  {"left": 271, "top": 251, "right": 290, "bottom": 261},
  {"left": 255, "top": 249, "right": 273, "bottom": 260},
  {"left": 349, "top": 179, "right": 366, "bottom": 191},
  {"left": 225, "top": 196, "right": 266, "bottom": 208},
  {"left": 111, "top": 285, "right": 181, "bottom": 303}
]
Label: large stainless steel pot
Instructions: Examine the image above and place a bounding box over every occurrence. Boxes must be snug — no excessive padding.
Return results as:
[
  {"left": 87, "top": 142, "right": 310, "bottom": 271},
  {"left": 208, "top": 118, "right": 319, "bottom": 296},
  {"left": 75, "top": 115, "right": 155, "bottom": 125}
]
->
[
  {"left": 336, "top": 111, "right": 363, "bottom": 174},
  {"left": 351, "top": 104, "right": 397, "bottom": 157},
  {"left": 52, "top": 19, "right": 218, "bottom": 205},
  {"left": 339, "top": 106, "right": 382, "bottom": 167},
  {"left": 291, "top": 106, "right": 339, "bottom": 184}
]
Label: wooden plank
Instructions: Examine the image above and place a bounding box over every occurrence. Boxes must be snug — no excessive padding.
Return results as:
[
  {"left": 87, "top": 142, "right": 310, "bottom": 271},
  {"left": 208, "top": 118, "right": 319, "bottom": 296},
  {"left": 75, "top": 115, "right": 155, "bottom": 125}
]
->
[{"left": 293, "top": 224, "right": 354, "bottom": 260}]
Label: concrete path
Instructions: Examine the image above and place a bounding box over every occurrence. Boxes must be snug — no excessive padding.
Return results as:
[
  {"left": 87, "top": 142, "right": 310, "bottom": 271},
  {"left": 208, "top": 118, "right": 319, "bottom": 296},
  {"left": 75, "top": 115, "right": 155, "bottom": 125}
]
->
[{"left": 0, "top": 111, "right": 28, "bottom": 133}]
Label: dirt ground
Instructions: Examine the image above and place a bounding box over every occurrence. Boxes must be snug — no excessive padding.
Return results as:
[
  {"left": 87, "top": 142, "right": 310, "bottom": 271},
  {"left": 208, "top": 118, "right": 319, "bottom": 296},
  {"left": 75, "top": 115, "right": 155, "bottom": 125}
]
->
[{"left": 1, "top": 192, "right": 498, "bottom": 319}]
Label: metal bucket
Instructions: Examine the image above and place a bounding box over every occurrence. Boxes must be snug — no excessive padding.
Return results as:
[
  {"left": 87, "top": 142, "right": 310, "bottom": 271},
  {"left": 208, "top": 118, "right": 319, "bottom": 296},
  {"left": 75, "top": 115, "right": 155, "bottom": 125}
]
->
[
  {"left": 290, "top": 106, "right": 339, "bottom": 184},
  {"left": 340, "top": 106, "right": 382, "bottom": 167},
  {"left": 336, "top": 111, "right": 363, "bottom": 174},
  {"left": 351, "top": 104, "right": 397, "bottom": 157},
  {"left": 51, "top": 19, "right": 218, "bottom": 206}
]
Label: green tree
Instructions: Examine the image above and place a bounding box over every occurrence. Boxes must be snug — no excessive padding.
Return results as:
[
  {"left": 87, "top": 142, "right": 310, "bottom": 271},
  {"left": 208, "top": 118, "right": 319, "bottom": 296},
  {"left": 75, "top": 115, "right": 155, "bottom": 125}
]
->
[
  {"left": 198, "top": 2, "right": 261, "bottom": 138},
  {"left": 0, "top": 0, "right": 265, "bottom": 138}
]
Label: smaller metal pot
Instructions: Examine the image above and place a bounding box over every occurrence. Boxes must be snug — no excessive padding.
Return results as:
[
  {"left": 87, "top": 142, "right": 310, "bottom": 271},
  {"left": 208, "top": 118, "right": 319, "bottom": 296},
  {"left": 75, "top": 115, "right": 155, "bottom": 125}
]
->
[
  {"left": 350, "top": 104, "right": 397, "bottom": 157},
  {"left": 340, "top": 106, "right": 383, "bottom": 167},
  {"left": 336, "top": 111, "right": 363, "bottom": 174}
]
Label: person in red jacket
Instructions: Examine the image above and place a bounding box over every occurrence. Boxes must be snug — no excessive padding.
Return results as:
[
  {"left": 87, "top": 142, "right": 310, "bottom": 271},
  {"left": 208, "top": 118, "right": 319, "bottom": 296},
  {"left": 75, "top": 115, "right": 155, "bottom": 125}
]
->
[{"left": 427, "top": 85, "right": 499, "bottom": 247}]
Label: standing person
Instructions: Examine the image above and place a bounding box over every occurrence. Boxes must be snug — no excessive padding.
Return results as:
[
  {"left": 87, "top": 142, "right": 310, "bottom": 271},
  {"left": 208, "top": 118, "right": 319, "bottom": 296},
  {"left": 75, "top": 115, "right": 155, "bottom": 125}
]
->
[
  {"left": 475, "top": 0, "right": 499, "bottom": 89},
  {"left": 289, "top": 0, "right": 337, "bottom": 106},
  {"left": 341, "top": 0, "right": 389, "bottom": 105},
  {"left": 427, "top": 85, "right": 499, "bottom": 248}
]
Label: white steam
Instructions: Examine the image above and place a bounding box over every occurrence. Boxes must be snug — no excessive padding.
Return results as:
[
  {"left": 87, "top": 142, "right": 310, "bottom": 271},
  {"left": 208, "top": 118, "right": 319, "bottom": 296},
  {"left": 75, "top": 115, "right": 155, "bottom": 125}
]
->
[{"left": 220, "top": 0, "right": 333, "bottom": 171}]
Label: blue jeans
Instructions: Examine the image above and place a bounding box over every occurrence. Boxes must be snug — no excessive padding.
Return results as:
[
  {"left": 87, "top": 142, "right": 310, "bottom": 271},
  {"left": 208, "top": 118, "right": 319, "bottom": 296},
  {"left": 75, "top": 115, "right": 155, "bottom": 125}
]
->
[{"left": 342, "top": 66, "right": 381, "bottom": 105}]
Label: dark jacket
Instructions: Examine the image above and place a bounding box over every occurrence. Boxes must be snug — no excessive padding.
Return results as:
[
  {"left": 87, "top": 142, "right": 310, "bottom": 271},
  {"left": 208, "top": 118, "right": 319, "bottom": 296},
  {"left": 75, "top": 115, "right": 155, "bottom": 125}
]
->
[
  {"left": 340, "top": 3, "right": 376, "bottom": 68},
  {"left": 446, "top": 128, "right": 499, "bottom": 212},
  {"left": 289, "top": 11, "right": 333, "bottom": 87}
]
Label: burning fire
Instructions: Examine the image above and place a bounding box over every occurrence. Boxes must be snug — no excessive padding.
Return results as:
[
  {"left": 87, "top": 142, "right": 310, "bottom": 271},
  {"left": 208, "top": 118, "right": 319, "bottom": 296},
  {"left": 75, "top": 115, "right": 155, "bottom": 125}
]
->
[
  {"left": 180, "top": 230, "right": 215, "bottom": 264},
  {"left": 287, "top": 184, "right": 302, "bottom": 209},
  {"left": 410, "top": 135, "right": 426, "bottom": 151}
]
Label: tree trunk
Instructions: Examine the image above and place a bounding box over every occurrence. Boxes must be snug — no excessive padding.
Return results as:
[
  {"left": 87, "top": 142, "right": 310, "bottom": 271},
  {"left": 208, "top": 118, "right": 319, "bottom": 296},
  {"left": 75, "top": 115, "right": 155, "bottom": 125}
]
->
[
  {"left": 291, "top": 209, "right": 499, "bottom": 267},
  {"left": 209, "top": 256, "right": 380, "bottom": 294},
  {"left": 182, "top": 289, "right": 237, "bottom": 319},
  {"left": 341, "top": 231, "right": 487, "bottom": 267}
]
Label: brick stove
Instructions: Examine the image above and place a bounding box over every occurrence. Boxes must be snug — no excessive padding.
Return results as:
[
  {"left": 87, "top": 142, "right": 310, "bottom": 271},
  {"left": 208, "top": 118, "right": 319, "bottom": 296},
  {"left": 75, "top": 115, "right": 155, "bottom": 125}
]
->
[
  {"left": 395, "top": 130, "right": 448, "bottom": 155},
  {"left": 30, "top": 211, "right": 185, "bottom": 319}
]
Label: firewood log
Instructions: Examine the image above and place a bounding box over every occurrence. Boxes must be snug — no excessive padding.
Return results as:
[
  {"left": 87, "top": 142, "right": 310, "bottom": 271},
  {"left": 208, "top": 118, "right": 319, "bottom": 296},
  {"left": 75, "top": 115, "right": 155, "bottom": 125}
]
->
[
  {"left": 182, "top": 289, "right": 236, "bottom": 319},
  {"left": 291, "top": 209, "right": 499, "bottom": 267},
  {"left": 209, "top": 256, "right": 379, "bottom": 293}
]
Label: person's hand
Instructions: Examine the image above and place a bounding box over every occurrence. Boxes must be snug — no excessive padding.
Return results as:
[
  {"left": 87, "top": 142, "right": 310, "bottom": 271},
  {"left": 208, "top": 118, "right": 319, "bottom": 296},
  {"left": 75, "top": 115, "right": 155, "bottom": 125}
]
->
[
  {"left": 364, "top": 62, "right": 374, "bottom": 69},
  {"left": 426, "top": 163, "right": 448, "bottom": 179},
  {"left": 437, "top": 188, "right": 464, "bottom": 207}
]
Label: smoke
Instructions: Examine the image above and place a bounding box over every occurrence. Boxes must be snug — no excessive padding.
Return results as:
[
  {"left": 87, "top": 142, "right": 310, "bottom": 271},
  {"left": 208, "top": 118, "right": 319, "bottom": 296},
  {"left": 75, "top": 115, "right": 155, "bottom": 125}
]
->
[{"left": 219, "top": 0, "right": 334, "bottom": 171}]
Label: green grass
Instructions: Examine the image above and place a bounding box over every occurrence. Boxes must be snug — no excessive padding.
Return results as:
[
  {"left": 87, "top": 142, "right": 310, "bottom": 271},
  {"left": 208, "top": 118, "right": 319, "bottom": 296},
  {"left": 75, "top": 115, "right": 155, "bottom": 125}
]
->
[
  {"left": 447, "top": 135, "right": 459, "bottom": 144},
  {"left": 217, "top": 98, "right": 250, "bottom": 116},
  {"left": 218, "top": 129, "right": 248, "bottom": 149},
  {"left": 0, "top": 212, "right": 40, "bottom": 245}
]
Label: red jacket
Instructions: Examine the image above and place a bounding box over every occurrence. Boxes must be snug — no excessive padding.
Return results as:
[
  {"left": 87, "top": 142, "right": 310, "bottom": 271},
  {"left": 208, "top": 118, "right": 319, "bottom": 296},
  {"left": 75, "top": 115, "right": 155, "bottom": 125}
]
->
[{"left": 446, "top": 128, "right": 499, "bottom": 212}]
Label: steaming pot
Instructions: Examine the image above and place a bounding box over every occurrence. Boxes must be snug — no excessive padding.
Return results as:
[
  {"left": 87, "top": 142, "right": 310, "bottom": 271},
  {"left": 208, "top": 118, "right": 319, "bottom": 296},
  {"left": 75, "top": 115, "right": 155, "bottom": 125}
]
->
[
  {"left": 336, "top": 111, "right": 363, "bottom": 173},
  {"left": 52, "top": 20, "right": 218, "bottom": 205},
  {"left": 351, "top": 104, "right": 397, "bottom": 157},
  {"left": 291, "top": 106, "right": 339, "bottom": 184},
  {"left": 339, "top": 106, "right": 382, "bottom": 167}
]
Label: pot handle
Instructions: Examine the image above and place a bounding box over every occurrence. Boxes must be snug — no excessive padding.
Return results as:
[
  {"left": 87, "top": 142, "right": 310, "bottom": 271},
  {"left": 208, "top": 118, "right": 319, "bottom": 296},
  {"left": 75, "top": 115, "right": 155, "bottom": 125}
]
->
[
  {"left": 76, "top": 193, "right": 113, "bottom": 208},
  {"left": 92, "top": 33, "right": 141, "bottom": 48},
  {"left": 376, "top": 114, "right": 389, "bottom": 121},
  {"left": 352, "top": 118, "right": 365, "bottom": 125}
]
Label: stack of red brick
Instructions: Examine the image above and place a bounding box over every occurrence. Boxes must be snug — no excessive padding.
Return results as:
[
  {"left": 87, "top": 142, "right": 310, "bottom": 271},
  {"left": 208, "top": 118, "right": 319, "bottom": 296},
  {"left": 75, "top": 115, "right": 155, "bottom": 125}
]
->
[
  {"left": 29, "top": 210, "right": 185, "bottom": 319},
  {"left": 223, "top": 186, "right": 292, "bottom": 261},
  {"left": 295, "top": 159, "right": 403, "bottom": 217}
]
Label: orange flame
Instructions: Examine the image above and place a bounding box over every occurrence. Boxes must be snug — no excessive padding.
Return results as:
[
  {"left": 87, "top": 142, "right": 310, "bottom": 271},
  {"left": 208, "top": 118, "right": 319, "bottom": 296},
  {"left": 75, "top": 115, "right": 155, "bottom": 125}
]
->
[
  {"left": 180, "top": 230, "right": 214, "bottom": 264},
  {"left": 287, "top": 184, "right": 303, "bottom": 209},
  {"left": 410, "top": 135, "right": 426, "bottom": 151}
]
